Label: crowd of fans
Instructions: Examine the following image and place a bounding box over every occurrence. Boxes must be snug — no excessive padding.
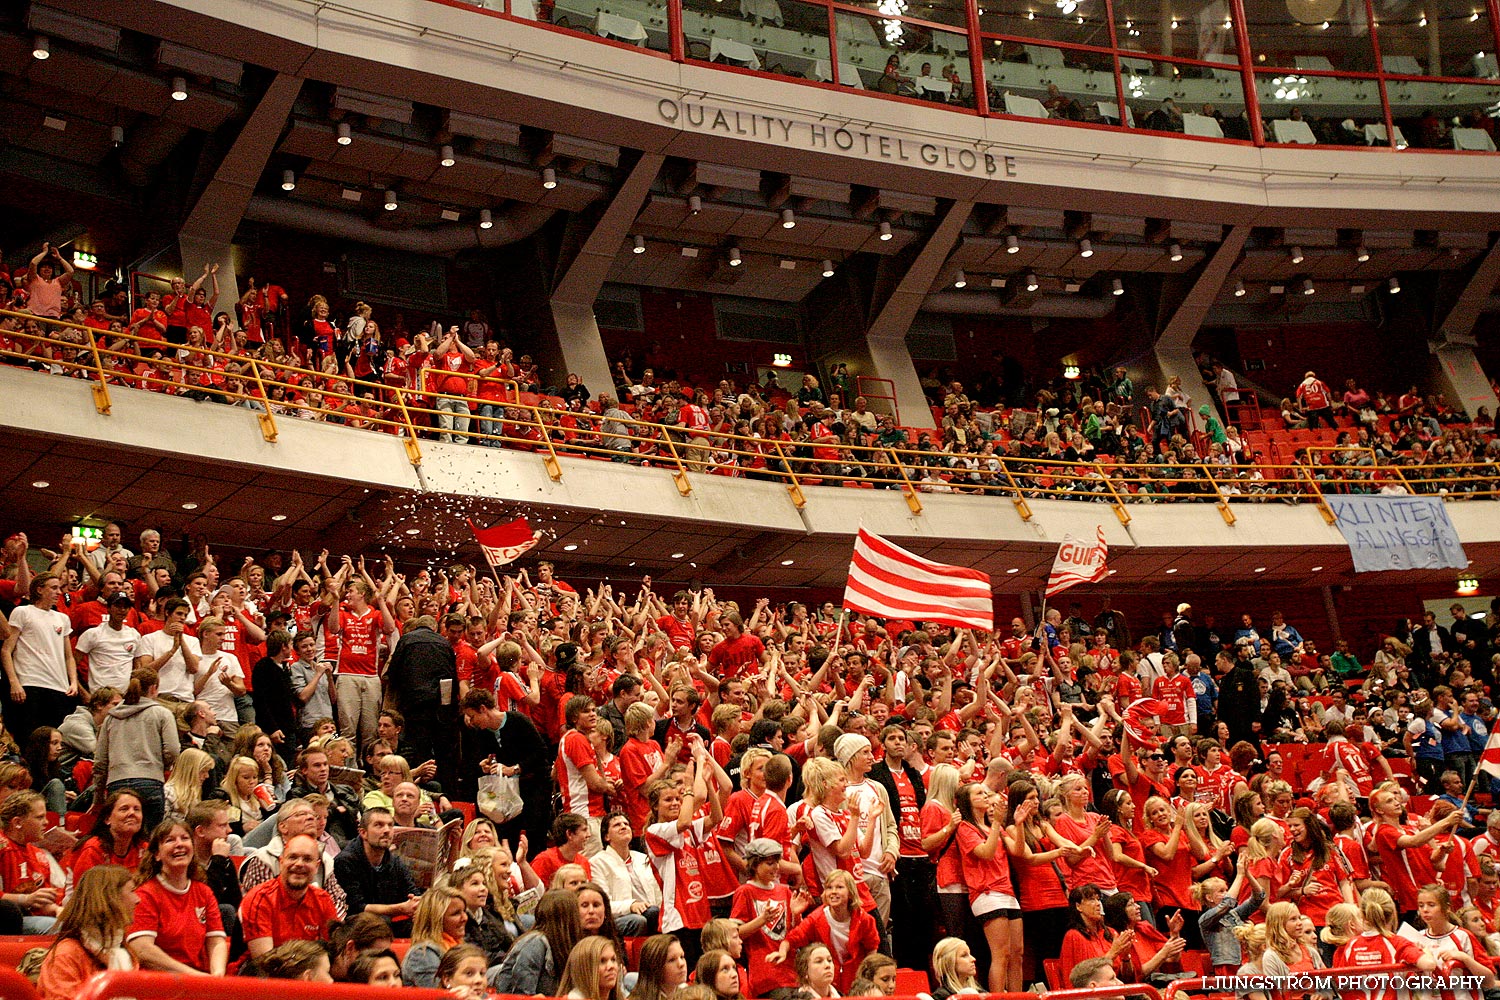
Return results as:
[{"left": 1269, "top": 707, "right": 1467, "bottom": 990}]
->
[
  {"left": 3, "top": 254, "right": 1498, "bottom": 504},
  {"left": 0, "top": 521, "right": 1499, "bottom": 999}
]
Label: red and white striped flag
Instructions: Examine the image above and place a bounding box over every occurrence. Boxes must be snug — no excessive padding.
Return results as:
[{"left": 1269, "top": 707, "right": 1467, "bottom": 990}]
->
[
  {"left": 1480, "top": 729, "right": 1500, "bottom": 780},
  {"left": 842, "top": 528, "right": 993, "bottom": 631},
  {"left": 1045, "top": 526, "right": 1110, "bottom": 598}
]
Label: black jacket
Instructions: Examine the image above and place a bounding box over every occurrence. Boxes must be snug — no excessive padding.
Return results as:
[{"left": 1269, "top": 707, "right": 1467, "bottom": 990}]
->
[
  {"left": 289, "top": 776, "right": 362, "bottom": 846},
  {"left": 386, "top": 627, "right": 458, "bottom": 711},
  {"left": 868, "top": 757, "right": 926, "bottom": 821},
  {"left": 251, "top": 656, "right": 299, "bottom": 743},
  {"left": 334, "top": 837, "right": 419, "bottom": 918}
]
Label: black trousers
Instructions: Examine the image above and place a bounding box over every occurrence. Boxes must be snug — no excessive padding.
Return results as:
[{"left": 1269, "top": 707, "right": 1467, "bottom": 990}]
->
[{"left": 890, "top": 856, "right": 938, "bottom": 973}]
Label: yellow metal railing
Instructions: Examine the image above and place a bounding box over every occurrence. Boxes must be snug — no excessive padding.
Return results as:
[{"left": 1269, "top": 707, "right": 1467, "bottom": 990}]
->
[{"left": 4, "top": 308, "right": 1497, "bottom": 518}]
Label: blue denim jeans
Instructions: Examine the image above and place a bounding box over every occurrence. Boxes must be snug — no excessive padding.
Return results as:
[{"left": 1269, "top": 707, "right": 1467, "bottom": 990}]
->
[{"left": 477, "top": 403, "right": 502, "bottom": 446}]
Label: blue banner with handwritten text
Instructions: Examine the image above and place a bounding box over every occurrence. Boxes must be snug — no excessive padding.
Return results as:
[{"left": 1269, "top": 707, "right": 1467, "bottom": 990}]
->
[{"left": 1327, "top": 495, "right": 1468, "bottom": 572}]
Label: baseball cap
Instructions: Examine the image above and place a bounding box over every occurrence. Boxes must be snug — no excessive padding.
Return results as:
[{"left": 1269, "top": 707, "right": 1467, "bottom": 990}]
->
[{"left": 107, "top": 592, "right": 135, "bottom": 608}]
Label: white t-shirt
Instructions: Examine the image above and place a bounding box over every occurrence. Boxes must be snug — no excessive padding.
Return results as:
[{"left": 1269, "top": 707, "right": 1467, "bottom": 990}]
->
[
  {"left": 195, "top": 650, "right": 243, "bottom": 724},
  {"left": 845, "top": 778, "right": 888, "bottom": 879},
  {"left": 6, "top": 605, "right": 72, "bottom": 692},
  {"left": 134, "top": 629, "right": 202, "bottom": 701},
  {"left": 1216, "top": 368, "right": 1240, "bottom": 403},
  {"left": 75, "top": 622, "right": 142, "bottom": 692}
]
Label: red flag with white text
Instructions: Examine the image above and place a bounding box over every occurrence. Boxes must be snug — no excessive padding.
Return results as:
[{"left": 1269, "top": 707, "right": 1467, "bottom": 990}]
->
[{"left": 467, "top": 518, "right": 540, "bottom": 568}]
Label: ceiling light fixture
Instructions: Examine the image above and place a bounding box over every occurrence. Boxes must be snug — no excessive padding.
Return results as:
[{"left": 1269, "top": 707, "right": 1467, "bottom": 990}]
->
[
  {"left": 781, "top": 208, "right": 796, "bottom": 229},
  {"left": 1165, "top": 567, "right": 1179, "bottom": 574},
  {"left": 1254, "top": 566, "right": 1267, "bottom": 573},
  {"left": 878, "top": 221, "right": 893, "bottom": 241},
  {"left": 821, "top": 259, "right": 835, "bottom": 277},
  {"left": 1112, "top": 277, "right": 1125, "bottom": 295},
  {"left": 563, "top": 543, "right": 578, "bottom": 551},
  {"left": 728, "top": 247, "right": 742, "bottom": 266},
  {"left": 1389, "top": 276, "right": 1401, "bottom": 293},
  {"left": 1234, "top": 278, "right": 1246, "bottom": 296},
  {"left": 632, "top": 235, "right": 646, "bottom": 254},
  {"left": 73, "top": 251, "right": 97, "bottom": 271},
  {"left": 170, "top": 76, "right": 188, "bottom": 101},
  {"left": 1006, "top": 567, "right": 1020, "bottom": 574},
  {"left": 1025, "top": 273, "right": 1039, "bottom": 291},
  {"left": 1168, "top": 241, "right": 1183, "bottom": 261},
  {"left": 1006, "top": 234, "right": 1020, "bottom": 253},
  {"left": 383, "top": 189, "right": 398, "bottom": 211},
  {"left": 439, "top": 144, "right": 455, "bottom": 167},
  {"left": 1302, "top": 278, "right": 1316, "bottom": 295},
  {"left": 31, "top": 481, "right": 49, "bottom": 488},
  {"left": 336, "top": 122, "right": 352, "bottom": 145},
  {"left": 1457, "top": 574, "right": 1480, "bottom": 594},
  {"left": 1078, "top": 237, "right": 1094, "bottom": 257},
  {"left": 1355, "top": 244, "right": 1370, "bottom": 262},
  {"left": 405, "top": 528, "right": 421, "bottom": 535},
  {"left": 542, "top": 167, "right": 558, "bottom": 189},
  {"left": 687, "top": 194, "right": 701, "bottom": 213},
  {"left": 1309, "top": 565, "right": 1323, "bottom": 571},
  {"left": 1290, "top": 245, "right": 1305, "bottom": 264},
  {"left": 954, "top": 270, "right": 967, "bottom": 288},
  {"left": 111, "top": 125, "right": 124, "bottom": 146},
  {"left": 780, "top": 559, "right": 795, "bottom": 566},
  {"left": 479, "top": 208, "right": 493, "bottom": 229},
  {"left": 181, "top": 502, "right": 198, "bottom": 510},
  {"left": 671, "top": 552, "right": 685, "bottom": 559},
  {"left": 32, "top": 35, "right": 49, "bottom": 60},
  {"left": 271, "top": 514, "right": 288, "bottom": 521},
  {"left": 281, "top": 169, "right": 296, "bottom": 191}
]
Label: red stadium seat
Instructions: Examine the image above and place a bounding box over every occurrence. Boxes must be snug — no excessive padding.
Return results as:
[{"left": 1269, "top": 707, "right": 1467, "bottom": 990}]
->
[
  {"left": 0, "top": 936, "right": 53, "bottom": 968},
  {"left": 893, "top": 969, "right": 929, "bottom": 995},
  {"left": 1043, "top": 958, "right": 1066, "bottom": 990},
  {"left": 453, "top": 801, "right": 476, "bottom": 826}
]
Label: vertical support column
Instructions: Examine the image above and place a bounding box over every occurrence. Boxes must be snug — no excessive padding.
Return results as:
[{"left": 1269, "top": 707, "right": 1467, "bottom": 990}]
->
[
  {"left": 864, "top": 333, "right": 933, "bottom": 429},
  {"left": 550, "top": 301, "right": 617, "bottom": 403},
  {"left": 1321, "top": 585, "right": 1343, "bottom": 645},
  {"left": 1228, "top": 0, "right": 1264, "bottom": 144},
  {"left": 177, "top": 235, "right": 240, "bottom": 327},
  {"left": 1430, "top": 342, "right": 1500, "bottom": 419}
]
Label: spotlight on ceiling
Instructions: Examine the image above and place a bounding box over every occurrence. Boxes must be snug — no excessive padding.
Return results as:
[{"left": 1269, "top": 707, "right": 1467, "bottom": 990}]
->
[
  {"left": 170, "top": 76, "right": 188, "bottom": 101},
  {"left": 1025, "top": 273, "right": 1039, "bottom": 291},
  {"left": 1078, "top": 238, "right": 1094, "bottom": 258},
  {"left": 1234, "top": 279, "right": 1246, "bottom": 296},
  {"left": 1290, "top": 245, "right": 1305, "bottom": 264},
  {"left": 1355, "top": 244, "right": 1370, "bottom": 262},
  {"left": 542, "top": 166, "right": 557, "bottom": 189},
  {"left": 821, "top": 259, "right": 835, "bottom": 277},
  {"left": 1302, "top": 277, "right": 1315, "bottom": 295},
  {"left": 1006, "top": 234, "right": 1020, "bottom": 253},
  {"left": 281, "top": 169, "right": 296, "bottom": 191},
  {"left": 1111, "top": 277, "right": 1124, "bottom": 295},
  {"left": 878, "top": 221, "right": 893, "bottom": 241},
  {"left": 439, "top": 144, "right": 455, "bottom": 167},
  {"left": 728, "top": 247, "right": 742, "bottom": 267},
  {"left": 32, "top": 35, "right": 49, "bottom": 60},
  {"left": 110, "top": 125, "right": 124, "bottom": 146},
  {"left": 1388, "top": 276, "right": 1401, "bottom": 293},
  {"left": 632, "top": 235, "right": 646, "bottom": 254},
  {"left": 1168, "top": 241, "right": 1183, "bottom": 261},
  {"left": 781, "top": 208, "right": 796, "bottom": 229},
  {"left": 688, "top": 194, "right": 701, "bottom": 214},
  {"left": 336, "top": 122, "right": 352, "bottom": 145},
  {"left": 479, "top": 208, "right": 493, "bottom": 229},
  {"left": 954, "top": 270, "right": 967, "bottom": 288},
  {"left": 383, "top": 189, "right": 398, "bottom": 211}
]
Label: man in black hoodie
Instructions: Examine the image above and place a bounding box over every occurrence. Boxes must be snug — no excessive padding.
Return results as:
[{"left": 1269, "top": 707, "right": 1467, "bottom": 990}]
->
[
  {"left": 251, "top": 630, "right": 298, "bottom": 749},
  {"left": 384, "top": 615, "right": 459, "bottom": 796}
]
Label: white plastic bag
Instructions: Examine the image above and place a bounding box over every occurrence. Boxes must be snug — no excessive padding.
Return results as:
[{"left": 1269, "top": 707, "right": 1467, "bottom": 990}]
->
[{"left": 477, "top": 771, "right": 523, "bottom": 824}]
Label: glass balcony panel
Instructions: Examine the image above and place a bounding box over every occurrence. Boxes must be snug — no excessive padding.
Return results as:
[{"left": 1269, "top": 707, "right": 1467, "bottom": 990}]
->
[
  {"left": 981, "top": 38, "right": 1117, "bottom": 119},
  {"left": 978, "top": 0, "right": 1107, "bottom": 48},
  {"left": 1388, "top": 79, "right": 1500, "bottom": 147},
  {"left": 1255, "top": 69, "right": 1387, "bottom": 144},
  {"left": 680, "top": 0, "right": 834, "bottom": 79},
  {"left": 1241, "top": 0, "right": 1378, "bottom": 73},
  {"left": 1376, "top": 0, "right": 1500, "bottom": 80},
  {"left": 828, "top": 9, "right": 974, "bottom": 102},
  {"left": 1120, "top": 54, "right": 1251, "bottom": 136},
  {"left": 552, "top": 0, "right": 673, "bottom": 51}
]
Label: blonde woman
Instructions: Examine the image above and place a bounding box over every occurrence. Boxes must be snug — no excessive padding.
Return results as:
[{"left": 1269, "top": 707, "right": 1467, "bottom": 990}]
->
[
  {"left": 401, "top": 885, "right": 467, "bottom": 987},
  {"left": 1262, "top": 900, "right": 1321, "bottom": 975},
  {"left": 928, "top": 937, "right": 981, "bottom": 1000},
  {"left": 1240, "top": 817, "right": 1286, "bottom": 911},
  {"left": 1333, "top": 886, "right": 1434, "bottom": 972},
  {"left": 560, "top": 935, "right": 625, "bottom": 1000},
  {"left": 220, "top": 754, "right": 269, "bottom": 834},
  {"left": 163, "top": 748, "right": 215, "bottom": 823},
  {"left": 1232, "top": 923, "right": 1271, "bottom": 1000}
]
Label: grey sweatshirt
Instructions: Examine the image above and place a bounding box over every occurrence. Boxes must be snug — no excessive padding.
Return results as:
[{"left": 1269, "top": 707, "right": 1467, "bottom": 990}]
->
[{"left": 93, "top": 699, "right": 179, "bottom": 791}]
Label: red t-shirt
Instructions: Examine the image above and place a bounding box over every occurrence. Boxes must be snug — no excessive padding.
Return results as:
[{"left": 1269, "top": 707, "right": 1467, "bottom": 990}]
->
[
  {"left": 240, "top": 879, "right": 337, "bottom": 948},
  {"left": 0, "top": 840, "right": 60, "bottom": 900},
  {"left": 749, "top": 791, "right": 792, "bottom": 864},
  {"left": 619, "top": 736, "right": 665, "bottom": 835},
  {"left": 656, "top": 615, "right": 695, "bottom": 650},
  {"left": 707, "top": 634, "right": 765, "bottom": 680},
  {"left": 1009, "top": 829, "right": 1070, "bottom": 911},
  {"left": 921, "top": 801, "right": 962, "bottom": 887},
  {"left": 336, "top": 606, "right": 381, "bottom": 676},
  {"left": 889, "top": 769, "right": 926, "bottom": 858},
  {"left": 1111, "top": 823, "right": 1153, "bottom": 901},
  {"left": 732, "top": 881, "right": 797, "bottom": 996},
  {"left": 1054, "top": 811, "right": 1116, "bottom": 891},
  {"left": 556, "top": 729, "right": 605, "bottom": 818},
  {"left": 1140, "top": 828, "right": 1196, "bottom": 909},
  {"left": 528, "top": 847, "right": 590, "bottom": 890},
  {"left": 957, "top": 821, "right": 1013, "bottom": 902},
  {"left": 128, "top": 876, "right": 226, "bottom": 971},
  {"left": 717, "top": 789, "right": 757, "bottom": 859},
  {"left": 1333, "top": 933, "right": 1430, "bottom": 1000},
  {"left": 1277, "top": 844, "right": 1350, "bottom": 926},
  {"left": 1374, "top": 820, "right": 1436, "bottom": 912},
  {"left": 647, "top": 816, "right": 712, "bottom": 932},
  {"left": 432, "top": 350, "right": 473, "bottom": 397},
  {"left": 1155, "top": 673, "right": 1194, "bottom": 725}
]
